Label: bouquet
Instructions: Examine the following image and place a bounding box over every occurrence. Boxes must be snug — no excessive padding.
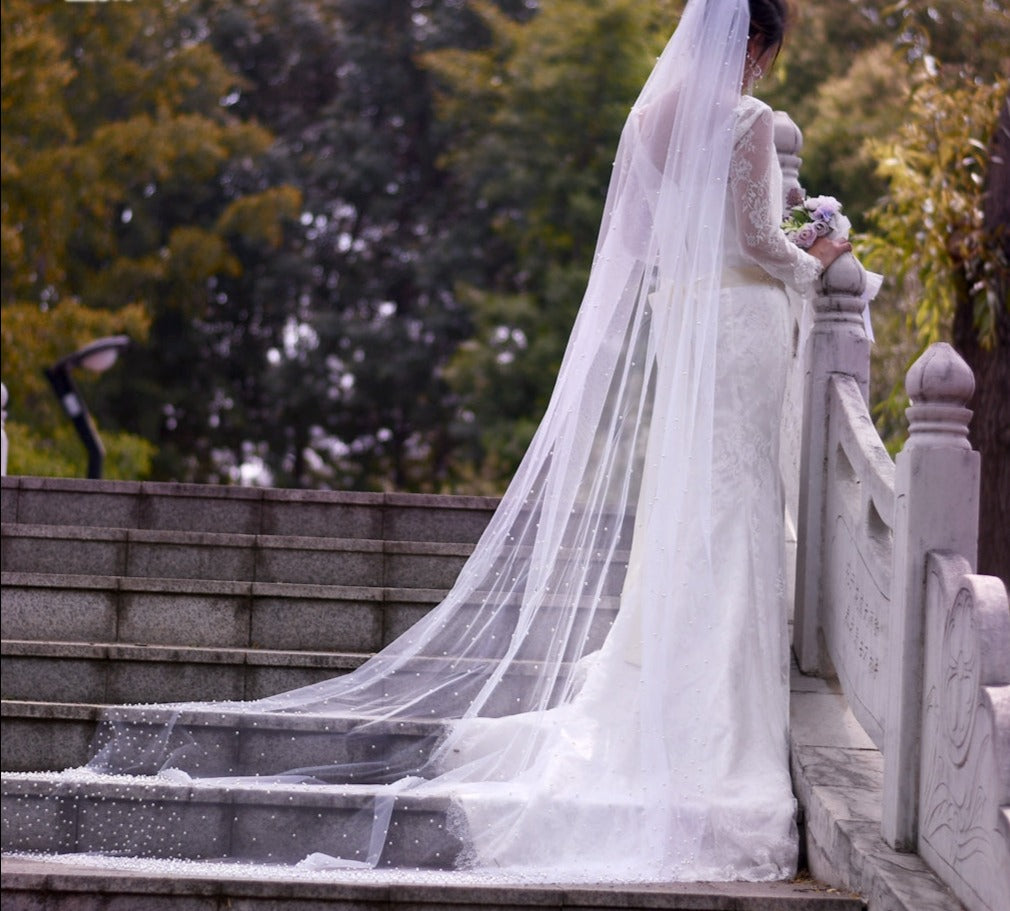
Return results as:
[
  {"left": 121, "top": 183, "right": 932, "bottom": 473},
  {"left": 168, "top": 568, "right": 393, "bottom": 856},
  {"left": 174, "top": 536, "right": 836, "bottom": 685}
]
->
[
  {"left": 781, "top": 187, "right": 880, "bottom": 342},
  {"left": 782, "top": 189, "right": 851, "bottom": 249}
]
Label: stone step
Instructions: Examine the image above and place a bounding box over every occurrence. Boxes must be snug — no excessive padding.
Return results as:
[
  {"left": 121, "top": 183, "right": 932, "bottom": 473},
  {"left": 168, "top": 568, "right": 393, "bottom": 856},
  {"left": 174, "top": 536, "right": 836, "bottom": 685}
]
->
[
  {"left": 0, "top": 769, "right": 860, "bottom": 908},
  {"left": 0, "top": 857, "right": 865, "bottom": 911},
  {"left": 1, "top": 524, "right": 473, "bottom": 590},
  {"left": 2, "top": 702, "right": 101, "bottom": 773},
  {"left": 1, "top": 641, "right": 576, "bottom": 754},
  {"left": 1, "top": 701, "right": 445, "bottom": 776},
  {"left": 1, "top": 639, "right": 368, "bottom": 705},
  {"left": 2, "top": 771, "right": 462, "bottom": 869},
  {"left": 2, "top": 525, "right": 631, "bottom": 603},
  {"left": 9, "top": 703, "right": 447, "bottom": 780},
  {"left": 1, "top": 572, "right": 619, "bottom": 657},
  {"left": 0, "top": 476, "right": 498, "bottom": 544},
  {"left": 1, "top": 572, "right": 447, "bottom": 654}
]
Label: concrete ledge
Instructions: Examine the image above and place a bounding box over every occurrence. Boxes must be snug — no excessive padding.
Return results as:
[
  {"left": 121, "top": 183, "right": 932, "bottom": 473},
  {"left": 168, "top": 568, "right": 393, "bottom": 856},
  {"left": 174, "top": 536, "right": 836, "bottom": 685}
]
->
[
  {"left": 790, "top": 663, "right": 964, "bottom": 911},
  {"left": 1, "top": 702, "right": 101, "bottom": 773}
]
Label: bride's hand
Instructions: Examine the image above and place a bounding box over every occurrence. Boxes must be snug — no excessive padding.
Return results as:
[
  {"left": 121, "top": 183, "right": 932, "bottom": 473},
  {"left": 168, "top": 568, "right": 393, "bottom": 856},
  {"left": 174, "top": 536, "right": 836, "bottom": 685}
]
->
[{"left": 809, "top": 236, "right": 852, "bottom": 271}]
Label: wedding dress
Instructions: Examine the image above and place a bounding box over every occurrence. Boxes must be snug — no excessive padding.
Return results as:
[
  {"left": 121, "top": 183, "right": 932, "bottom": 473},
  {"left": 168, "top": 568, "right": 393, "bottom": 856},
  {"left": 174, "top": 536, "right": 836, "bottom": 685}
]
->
[{"left": 5, "top": 0, "right": 823, "bottom": 882}]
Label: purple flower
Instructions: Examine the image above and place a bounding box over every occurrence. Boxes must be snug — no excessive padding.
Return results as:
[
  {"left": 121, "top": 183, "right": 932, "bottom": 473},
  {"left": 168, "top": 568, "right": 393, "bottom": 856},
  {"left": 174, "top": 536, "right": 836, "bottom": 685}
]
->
[
  {"left": 806, "top": 195, "right": 842, "bottom": 222},
  {"left": 813, "top": 218, "right": 832, "bottom": 237},
  {"left": 793, "top": 223, "right": 819, "bottom": 249},
  {"left": 786, "top": 186, "right": 806, "bottom": 208}
]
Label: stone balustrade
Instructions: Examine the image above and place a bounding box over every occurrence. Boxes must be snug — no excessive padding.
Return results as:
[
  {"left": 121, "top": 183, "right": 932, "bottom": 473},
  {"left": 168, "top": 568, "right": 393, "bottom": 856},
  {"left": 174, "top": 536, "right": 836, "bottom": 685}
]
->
[{"left": 779, "top": 111, "right": 1009, "bottom": 911}]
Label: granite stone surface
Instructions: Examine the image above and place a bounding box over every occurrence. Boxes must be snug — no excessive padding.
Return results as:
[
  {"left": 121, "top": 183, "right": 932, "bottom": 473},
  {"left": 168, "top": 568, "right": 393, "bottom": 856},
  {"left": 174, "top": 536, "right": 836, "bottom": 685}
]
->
[
  {"left": 1, "top": 581, "right": 118, "bottom": 642},
  {"left": 790, "top": 665, "right": 964, "bottom": 911}
]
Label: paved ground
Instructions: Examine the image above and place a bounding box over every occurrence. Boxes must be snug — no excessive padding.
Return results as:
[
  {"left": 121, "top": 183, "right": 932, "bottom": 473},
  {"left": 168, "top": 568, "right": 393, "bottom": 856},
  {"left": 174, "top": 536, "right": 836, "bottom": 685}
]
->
[
  {"left": 789, "top": 662, "right": 963, "bottom": 910},
  {"left": 0, "top": 856, "right": 863, "bottom": 910}
]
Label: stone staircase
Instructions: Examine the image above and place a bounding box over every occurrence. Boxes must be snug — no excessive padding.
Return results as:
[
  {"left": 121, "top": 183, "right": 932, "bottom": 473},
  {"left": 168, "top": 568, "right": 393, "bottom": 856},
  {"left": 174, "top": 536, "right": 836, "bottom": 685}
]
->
[
  {"left": 0, "top": 476, "right": 865, "bottom": 910},
  {"left": 1, "top": 477, "right": 493, "bottom": 774}
]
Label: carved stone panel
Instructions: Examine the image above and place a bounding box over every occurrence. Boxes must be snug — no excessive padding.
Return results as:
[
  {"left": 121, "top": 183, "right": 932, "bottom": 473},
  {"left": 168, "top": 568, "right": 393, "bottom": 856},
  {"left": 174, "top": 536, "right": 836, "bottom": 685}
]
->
[
  {"left": 822, "top": 379, "right": 893, "bottom": 749},
  {"left": 919, "top": 554, "right": 1010, "bottom": 911},
  {"left": 824, "top": 509, "right": 889, "bottom": 748}
]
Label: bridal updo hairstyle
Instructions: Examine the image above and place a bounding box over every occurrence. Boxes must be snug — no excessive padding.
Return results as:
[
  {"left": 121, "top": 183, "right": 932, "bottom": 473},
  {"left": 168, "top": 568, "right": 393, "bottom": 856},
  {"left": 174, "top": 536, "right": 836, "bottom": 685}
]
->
[{"left": 747, "top": 0, "right": 788, "bottom": 56}]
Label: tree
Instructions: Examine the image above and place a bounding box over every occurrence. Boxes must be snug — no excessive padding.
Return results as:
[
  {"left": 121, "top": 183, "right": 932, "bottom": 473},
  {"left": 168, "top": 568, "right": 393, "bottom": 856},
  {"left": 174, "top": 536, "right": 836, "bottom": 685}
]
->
[
  {"left": 423, "top": 0, "right": 665, "bottom": 488},
  {"left": 1, "top": 0, "right": 153, "bottom": 477},
  {"left": 977, "top": 92, "right": 1010, "bottom": 581},
  {"left": 8, "top": 0, "right": 1005, "bottom": 518},
  {"left": 1, "top": 0, "right": 301, "bottom": 480},
  {"left": 196, "top": 0, "right": 503, "bottom": 490},
  {"left": 864, "top": 72, "right": 1009, "bottom": 582},
  {"left": 762, "top": 0, "right": 1010, "bottom": 225}
]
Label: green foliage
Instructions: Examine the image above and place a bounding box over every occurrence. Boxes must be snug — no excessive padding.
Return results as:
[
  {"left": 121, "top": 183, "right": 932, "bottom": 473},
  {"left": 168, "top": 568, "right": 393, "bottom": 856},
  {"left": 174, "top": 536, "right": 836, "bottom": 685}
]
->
[
  {"left": 216, "top": 186, "right": 303, "bottom": 250},
  {"left": 1, "top": 298, "right": 152, "bottom": 473},
  {"left": 757, "top": 0, "right": 1010, "bottom": 453},
  {"left": 795, "top": 43, "right": 909, "bottom": 227},
  {"left": 858, "top": 73, "right": 1008, "bottom": 450},
  {"left": 863, "top": 75, "right": 1008, "bottom": 348},
  {"left": 4, "top": 0, "right": 1007, "bottom": 495},
  {"left": 189, "top": 0, "right": 493, "bottom": 490},
  {"left": 1, "top": 0, "right": 300, "bottom": 481},
  {"left": 432, "top": 0, "right": 1010, "bottom": 484},
  {"left": 424, "top": 0, "right": 665, "bottom": 486},
  {"left": 6, "top": 420, "right": 155, "bottom": 482},
  {"left": 760, "top": 0, "right": 1009, "bottom": 227}
]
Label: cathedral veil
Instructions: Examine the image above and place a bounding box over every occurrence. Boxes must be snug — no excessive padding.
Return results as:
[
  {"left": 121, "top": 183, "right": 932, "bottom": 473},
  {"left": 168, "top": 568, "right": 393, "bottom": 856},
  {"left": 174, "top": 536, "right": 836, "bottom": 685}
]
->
[{"left": 48, "top": 0, "right": 798, "bottom": 882}]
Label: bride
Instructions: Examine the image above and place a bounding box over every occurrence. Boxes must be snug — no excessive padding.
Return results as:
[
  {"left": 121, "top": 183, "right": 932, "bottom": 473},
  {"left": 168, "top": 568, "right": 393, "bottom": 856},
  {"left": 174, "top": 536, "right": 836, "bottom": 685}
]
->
[{"left": 22, "top": 0, "right": 851, "bottom": 883}]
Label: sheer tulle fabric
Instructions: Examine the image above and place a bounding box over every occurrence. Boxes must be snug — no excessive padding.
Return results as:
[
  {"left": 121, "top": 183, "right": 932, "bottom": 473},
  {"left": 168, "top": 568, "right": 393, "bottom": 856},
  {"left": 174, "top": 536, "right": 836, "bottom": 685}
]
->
[{"left": 45, "top": 0, "right": 819, "bottom": 881}]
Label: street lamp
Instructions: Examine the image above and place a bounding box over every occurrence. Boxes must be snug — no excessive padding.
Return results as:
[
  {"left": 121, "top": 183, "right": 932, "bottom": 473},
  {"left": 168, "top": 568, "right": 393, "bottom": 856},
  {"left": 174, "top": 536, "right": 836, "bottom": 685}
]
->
[{"left": 45, "top": 335, "right": 130, "bottom": 479}]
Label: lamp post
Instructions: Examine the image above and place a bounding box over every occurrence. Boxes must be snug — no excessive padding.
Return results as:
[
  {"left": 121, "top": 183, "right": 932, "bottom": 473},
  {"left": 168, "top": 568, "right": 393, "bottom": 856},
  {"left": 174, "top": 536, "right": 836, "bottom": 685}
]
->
[{"left": 44, "top": 335, "right": 130, "bottom": 479}]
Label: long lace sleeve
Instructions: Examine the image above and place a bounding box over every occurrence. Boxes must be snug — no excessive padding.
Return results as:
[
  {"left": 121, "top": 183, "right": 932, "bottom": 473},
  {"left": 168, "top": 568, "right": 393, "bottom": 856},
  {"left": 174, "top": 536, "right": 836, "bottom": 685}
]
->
[{"left": 729, "top": 99, "right": 821, "bottom": 291}]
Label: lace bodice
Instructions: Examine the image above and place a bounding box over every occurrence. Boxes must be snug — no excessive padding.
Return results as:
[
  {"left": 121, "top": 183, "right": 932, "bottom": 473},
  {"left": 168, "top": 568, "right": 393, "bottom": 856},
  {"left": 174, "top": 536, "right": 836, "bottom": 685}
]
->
[{"left": 725, "top": 95, "right": 820, "bottom": 290}]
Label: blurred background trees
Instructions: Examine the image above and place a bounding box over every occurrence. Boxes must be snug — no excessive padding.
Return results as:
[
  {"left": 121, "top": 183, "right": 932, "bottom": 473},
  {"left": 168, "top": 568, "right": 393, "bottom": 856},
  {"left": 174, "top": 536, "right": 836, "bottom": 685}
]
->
[
  {"left": 2, "top": 0, "right": 296, "bottom": 479},
  {"left": 2, "top": 0, "right": 1006, "bottom": 573}
]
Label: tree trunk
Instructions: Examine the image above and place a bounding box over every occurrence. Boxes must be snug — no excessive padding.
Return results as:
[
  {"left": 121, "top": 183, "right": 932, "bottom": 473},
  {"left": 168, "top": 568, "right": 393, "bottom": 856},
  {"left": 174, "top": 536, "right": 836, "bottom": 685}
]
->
[{"left": 954, "top": 91, "right": 1010, "bottom": 585}]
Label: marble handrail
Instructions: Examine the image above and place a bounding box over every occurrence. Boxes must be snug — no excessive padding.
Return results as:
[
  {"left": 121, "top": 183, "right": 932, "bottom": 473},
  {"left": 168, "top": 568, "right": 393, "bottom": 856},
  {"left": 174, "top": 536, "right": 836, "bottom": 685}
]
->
[{"left": 777, "top": 112, "right": 1009, "bottom": 911}]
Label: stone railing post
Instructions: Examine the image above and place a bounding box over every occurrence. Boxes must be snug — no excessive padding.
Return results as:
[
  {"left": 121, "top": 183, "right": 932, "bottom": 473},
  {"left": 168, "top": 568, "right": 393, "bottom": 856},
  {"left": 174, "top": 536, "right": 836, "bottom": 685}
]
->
[
  {"left": 773, "top": 111, "right": 803, "bottom": 210},
  {"left": 882, "top": 342, "right": 981, "bottom": 849},
  {"left": 793, "top": 254, "right": 871, "bottom": 674},
  {"left": 774, "top": 111, "right": 806, "bottom": 611}
]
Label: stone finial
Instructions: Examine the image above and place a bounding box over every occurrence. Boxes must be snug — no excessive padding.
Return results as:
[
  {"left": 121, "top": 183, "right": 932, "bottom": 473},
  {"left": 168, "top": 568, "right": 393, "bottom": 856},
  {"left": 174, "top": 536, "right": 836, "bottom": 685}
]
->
[
  {"left": 773, "top": 110, "right": 803, "bottom": 158},
  {"left": 904, "top": 342, "right": 975, "bottom": 449},
  {"left": 906, "top": 342, "right": 976, "bottom": 404},
  {"left": 774, "top": 111, "right": 803, "bottom": 211},
  {"left": 820, "top": 252, "right": 867, "bottom": 299}
]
